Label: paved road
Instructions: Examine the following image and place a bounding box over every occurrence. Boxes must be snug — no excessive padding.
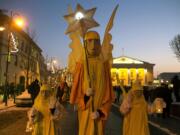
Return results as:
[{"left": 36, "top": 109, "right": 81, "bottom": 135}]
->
[
  {"left": 0, "top": 107, "right": 31, "bottom": 135},
  {"left": 60, "top": 103, "right": 169, "bottom": 135},
  {"left": 0, "top": 103, "right": 177, "bottom": 135}
]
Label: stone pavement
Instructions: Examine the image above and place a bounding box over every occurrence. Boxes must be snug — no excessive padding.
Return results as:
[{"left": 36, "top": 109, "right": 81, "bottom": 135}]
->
[
  {"left": 1, "top": 100, "right": 179, "bottom": 135},
  {"left": 59, "top": 103, "right": 171, "bottom": 135},
  {"left": 58, "top": 103, "right": 78, "bottom": 135},
  {"left": 59, "top": 102, "right": 122, "bottom": 135}
]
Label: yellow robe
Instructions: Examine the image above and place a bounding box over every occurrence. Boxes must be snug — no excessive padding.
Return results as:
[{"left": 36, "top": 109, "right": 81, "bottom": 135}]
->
[
  {"left": 32, "top": 94, "right": 55, "bottom": 135},
  {"left": 70, "top": 58, "right": 115, "bottom": 135},
  {"left": 123, "top": 95, "right": 150, "bottom": 135}
]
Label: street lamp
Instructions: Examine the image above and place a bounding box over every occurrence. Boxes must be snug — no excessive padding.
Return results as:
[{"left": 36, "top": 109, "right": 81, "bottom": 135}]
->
[
  {"left": 14, "top": 17, "right": 25, "bottom": 27},
  {"left": 1, "top": 11, "right": 25, "bottom": 106}
]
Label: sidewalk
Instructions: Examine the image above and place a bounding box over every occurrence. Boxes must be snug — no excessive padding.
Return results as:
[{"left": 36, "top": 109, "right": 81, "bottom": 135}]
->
[{"left": 0, "top": 98, "right": 15, "bottom": 111}]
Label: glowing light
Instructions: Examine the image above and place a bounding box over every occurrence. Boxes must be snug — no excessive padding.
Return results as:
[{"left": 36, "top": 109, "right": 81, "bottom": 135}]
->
[
  {"left": 14, "top": 17, "right": 25, "bottom": 28},
  {"left": 145, "top": 69, "right": 147, "bottom": 74},
  {"left": 136, "top": 69, "right": 138, "bottom": 74},
  {"left": 0, "top": 26, "right": 5, "bottom": 31},
  {"left": 75, "top": 12, "right": 84, "bottom": 20},
  {"left": 10, "top": 32, "right": 19, "bottom": 53},
  {"left": 157, "top": 109, "right": 162, "bottom": 113},
  {"left": 128, "top": 69, "right": 130, "bottom": 74},
  {"left": 52, "top": 60, "right": 57, "bottom": 64}
]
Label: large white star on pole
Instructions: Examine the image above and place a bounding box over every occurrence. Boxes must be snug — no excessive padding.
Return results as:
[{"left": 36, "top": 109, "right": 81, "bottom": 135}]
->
[{"left": 64, "top": 4, "right": 99, "bottom": 36}]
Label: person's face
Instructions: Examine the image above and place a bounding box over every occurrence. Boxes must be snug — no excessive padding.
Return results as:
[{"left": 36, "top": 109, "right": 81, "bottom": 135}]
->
[
  {"left": 132, "top": 90, "right": 143, "bottom": 98},
  {"left": 86, "top": 39, "right": 101, "bottom": 57},
  {"left": 41, "top": 91, "right": 50, "bottom": 99}
]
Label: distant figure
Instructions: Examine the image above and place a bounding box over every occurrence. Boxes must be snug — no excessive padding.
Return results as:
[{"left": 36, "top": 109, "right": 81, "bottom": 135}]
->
[
  {"left": 120, "top": 81, "right": 150, "bottom": 135},
  {"left": 9, "top": 82, "right": 15, "bottom": 103},
  {"left": 156, "top": 83, "right": 172, "bottom": 118},
  {"left": 143, "top": 86, "right": 150, "bottom": 102},
  {"left": 171, "top": 75, "right": 180, "bottom": 102},
  {"left": 28, "top": 79, "right": 40, "bottom": 104},
  {"left": 56, "top": 77, "right": 69, "bottom": 103},
  {"left": 56, "top": 84, "right": 64, "bottom": 103}
]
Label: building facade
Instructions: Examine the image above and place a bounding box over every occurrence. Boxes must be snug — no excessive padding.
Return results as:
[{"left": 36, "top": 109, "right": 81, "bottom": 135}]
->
[
  {"left": 111, "top": 56, "right": 155, "bottom": 86},
  {"left": 0, "top": 10, "right": 47, "bottom": 87}
]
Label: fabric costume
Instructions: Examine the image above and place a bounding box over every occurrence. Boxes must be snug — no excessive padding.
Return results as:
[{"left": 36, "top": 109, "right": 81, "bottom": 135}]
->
[
  {"left": 120, "top": 81, "right": 150, "bottom": 135},
  {"left": 28, "top": 84, "right": 64, "bottom": 135},
  {"left": 70, "top": 55, "right": 115, "bottom": 135}
]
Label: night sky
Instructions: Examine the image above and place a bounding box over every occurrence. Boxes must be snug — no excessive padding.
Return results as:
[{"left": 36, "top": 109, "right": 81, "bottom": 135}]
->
[{"left": 0, "top": 0, "right": 180, "bottom": 77}]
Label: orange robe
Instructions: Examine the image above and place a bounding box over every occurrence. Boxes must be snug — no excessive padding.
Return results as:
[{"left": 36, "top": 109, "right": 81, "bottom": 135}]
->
[{"left": 70, "top": 58, "right": 115, "bottom": 135}]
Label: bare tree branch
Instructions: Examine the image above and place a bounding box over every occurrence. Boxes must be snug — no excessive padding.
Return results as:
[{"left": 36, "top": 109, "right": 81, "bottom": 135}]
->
[{"left": 170, "top": 34, "right": 180, "bottom": 62}]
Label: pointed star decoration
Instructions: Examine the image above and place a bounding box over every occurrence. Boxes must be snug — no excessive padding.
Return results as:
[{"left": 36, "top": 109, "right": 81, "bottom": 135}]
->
[{"left": 64, "top": 4, "right": 99, "bottom": 37}]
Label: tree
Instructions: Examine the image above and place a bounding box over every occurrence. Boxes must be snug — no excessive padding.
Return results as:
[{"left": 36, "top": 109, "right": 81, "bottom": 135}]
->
[{"left": 170, "top": 34, "right": 180, "bottom": 62}]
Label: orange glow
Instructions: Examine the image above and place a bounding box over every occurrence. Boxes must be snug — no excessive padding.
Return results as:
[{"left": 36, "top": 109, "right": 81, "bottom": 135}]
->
[
  {"left": 0, "top": 26, "right": 5, "bottom": 31},
  {"left": 14, "top": 17, "right": 25, "bottom": 28}
]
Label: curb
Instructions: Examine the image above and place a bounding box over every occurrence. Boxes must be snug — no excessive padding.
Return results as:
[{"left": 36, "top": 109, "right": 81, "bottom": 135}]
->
[
  {"left": 148, "top": 121, "right": 177, "bottom": 135},
  {"left": 0, "top": 104, "right": 16, "bottom": 111},
  {"left": 170, "top": 115, "right": 180, "bottom": 121}
]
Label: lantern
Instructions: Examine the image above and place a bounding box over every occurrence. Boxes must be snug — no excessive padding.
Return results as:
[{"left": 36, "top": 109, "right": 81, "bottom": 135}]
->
[{"left": 153, "top": 98, "right": 166, "bottom": 114}]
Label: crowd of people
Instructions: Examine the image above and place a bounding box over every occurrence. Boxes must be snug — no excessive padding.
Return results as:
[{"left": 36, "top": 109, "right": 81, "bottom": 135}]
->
[
  {"left": 113, "top": 75, "right": 180, "bottom": 119},
  {"left": 0, "top": 82, "right": 25, "bottom": 103},
  {"left": 24, "top": 30, "right": 180, "bottom": 135}
]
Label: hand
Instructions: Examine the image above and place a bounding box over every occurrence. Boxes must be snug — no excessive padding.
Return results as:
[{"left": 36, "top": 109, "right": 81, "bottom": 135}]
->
[
  {"left": 51, "top": 115, "right": 58, "bottom": 120},
  {"left": 91, "top": 111, "right": 100, "bottom": 119},
  {"left": 86, "top": 88, "right": 94, "bottom": 96}
]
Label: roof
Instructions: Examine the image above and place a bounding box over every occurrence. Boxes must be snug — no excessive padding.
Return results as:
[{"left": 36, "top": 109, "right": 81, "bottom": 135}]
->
[
  {"left": 113, "top": 55, "right": 154, "bottom": 65},
  {"left": 158, "top": 72, "right": 180, "bottom": 80},
  {"left": 112, "top": 55, "right": 155, "bottom": 68}
]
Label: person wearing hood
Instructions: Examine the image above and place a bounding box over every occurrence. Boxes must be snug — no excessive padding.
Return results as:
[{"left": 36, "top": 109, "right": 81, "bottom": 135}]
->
[
  {"left": 120, "top": 80, "right": 150, "bottom": 135},
  {"left": 27, "top": 83, "right": 64, "bottom": 135}
]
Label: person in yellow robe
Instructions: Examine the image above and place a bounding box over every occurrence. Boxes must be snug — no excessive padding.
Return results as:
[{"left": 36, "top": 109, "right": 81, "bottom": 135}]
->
[
  {"left": 27, "top": 83, "right": 64, "bottom": 135},
  {"left": 120, "top": 81, "right": 150, "bottom": 135},
  {"left": 70, "top": 31, "right": 115, "bottom": 135}
]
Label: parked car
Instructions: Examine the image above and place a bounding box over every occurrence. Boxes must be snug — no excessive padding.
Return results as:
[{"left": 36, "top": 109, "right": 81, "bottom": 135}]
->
[{"left": 15, "top": 90, "right": 33, "bottom": 107}]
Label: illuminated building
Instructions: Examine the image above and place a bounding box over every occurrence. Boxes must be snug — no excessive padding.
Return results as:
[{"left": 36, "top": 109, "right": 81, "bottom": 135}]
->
[
  {"left": 111, "top": 55, "right": 155, "bottom": 86},
  {"left": 0, "top": 10, "right": 47, "bottom": 87}
]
